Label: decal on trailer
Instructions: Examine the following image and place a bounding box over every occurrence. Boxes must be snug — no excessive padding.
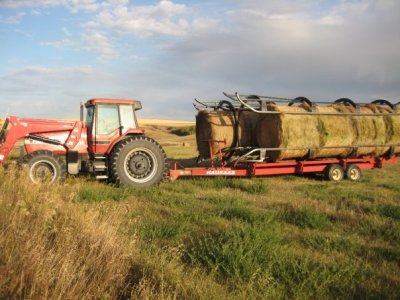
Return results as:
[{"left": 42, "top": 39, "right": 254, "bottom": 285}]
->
[{"left": 206, "top": 170, "right": 236, "bottom": 176}]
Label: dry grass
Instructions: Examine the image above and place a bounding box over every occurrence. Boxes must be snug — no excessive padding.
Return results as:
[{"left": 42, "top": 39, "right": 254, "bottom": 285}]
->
[
  {"left": 138, "top": 119, "right": 194, "bottom": 127},
  {"left": 0, "top": 168, "right": 136, "bottom": 299}
]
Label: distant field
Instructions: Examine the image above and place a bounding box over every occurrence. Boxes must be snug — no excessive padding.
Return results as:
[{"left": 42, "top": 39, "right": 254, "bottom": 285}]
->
[
  {"left": 138, "top": 118, "right": 194, "bottom": 127},
  {"left": 1, "top": 119, "right": 400, "bottom": 299}
]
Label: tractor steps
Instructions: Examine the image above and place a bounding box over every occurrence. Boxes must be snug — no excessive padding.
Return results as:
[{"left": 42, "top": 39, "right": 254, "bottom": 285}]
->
[{"left": 93, "top": 156, "right": 108, "bottom": 180}]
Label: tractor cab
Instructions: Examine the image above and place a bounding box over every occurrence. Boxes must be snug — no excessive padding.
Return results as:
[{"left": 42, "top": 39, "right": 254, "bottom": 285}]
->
[{"left": 82, "top": 98, "right": 144, "bottom": 154}]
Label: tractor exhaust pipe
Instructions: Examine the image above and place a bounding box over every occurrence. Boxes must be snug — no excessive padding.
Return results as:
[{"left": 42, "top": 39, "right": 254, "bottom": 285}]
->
[{"left": 80, "top": 102, "right": 84, "bottom": 122}]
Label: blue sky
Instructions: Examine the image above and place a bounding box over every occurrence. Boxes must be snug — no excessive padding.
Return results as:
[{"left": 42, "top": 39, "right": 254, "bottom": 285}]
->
[{"left": 0, "top": 0, "right": 399, "bottom": 120}]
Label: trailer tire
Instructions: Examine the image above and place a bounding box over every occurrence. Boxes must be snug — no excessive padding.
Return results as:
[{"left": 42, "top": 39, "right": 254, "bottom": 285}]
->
[
  {"left": 324, "top": 164, "right": 344, "bottom": 182},
  {"left": 25, "top": 151, "right": 66, "bottom": 184},
  {"left": 346, "top": 164, "right": 362, "bottom": 181},
  {"left": 109, "top": 136, "right": 168, "bottom": 187}
]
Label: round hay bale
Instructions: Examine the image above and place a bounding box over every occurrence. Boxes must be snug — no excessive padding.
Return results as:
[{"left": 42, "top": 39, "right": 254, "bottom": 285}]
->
[
  {"left": 256, "top": 103, "right": 320, "bottom": 161},
  {"left": 353, "top": 105, "right": 388, "bottom": 156},
  {"left": 384, "top": 111, "right": 400, "bottom": 155},
  {"left": 371, "top": 105, "right": 400, "bottom": 155},
  {"left": 313, "top": 105, "right": 356, "bottom": 158},
  {"left": 196, "top": 110, "right": 234, "bottom": 158},
  {"left": 196, "top": 110, "right": 258, "bottom": 158}
]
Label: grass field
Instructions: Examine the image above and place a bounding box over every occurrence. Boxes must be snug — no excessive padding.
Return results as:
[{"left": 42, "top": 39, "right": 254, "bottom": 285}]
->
[{"left": 1, "top": 120, "right": 400, "bottom": 299}]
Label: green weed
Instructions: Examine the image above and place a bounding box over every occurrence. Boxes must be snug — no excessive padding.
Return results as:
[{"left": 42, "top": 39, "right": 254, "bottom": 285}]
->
[
  {"left": 139, "top": 222, "right": 190, "bottom": 241},
  {"left": 377, "top": 183, "right": 400, "bottom": 193},
  {"left": 300, "top": 235, "right": 359, "bottom": 254},
  {"left": 220, "top": 206, "right": 264, "bottom": 224},
  {"left": 74, "top": 184, "right": 132, "bottom": 202},
  {"left": 170, "top": 126, "right": 196, "bottom": 136},
  {"left": 281, "top": 208, "right": 333, "bottom": 230},
  {"left": 192, "top": 177, "right": 268, "bottom": 194},
  {"left": 183, "top": 221, "right": 279, "bottom": 283},
  {"left": 376, "top": 204, "right": 400, "bottom": 220}
]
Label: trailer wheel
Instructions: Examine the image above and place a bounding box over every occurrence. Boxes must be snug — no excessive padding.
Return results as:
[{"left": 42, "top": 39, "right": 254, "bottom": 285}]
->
[
  {"left": 25, "top": 151, "right": 66, "bottom": 184},
  {"left": 109, "top": 136, "right": 168, "bottom": 187},
  {"left": 346, "top": 164, "right": 362, "bottom": 181},
  {"left": 324, "top": 164, "right": 344, "bottom": 181}
]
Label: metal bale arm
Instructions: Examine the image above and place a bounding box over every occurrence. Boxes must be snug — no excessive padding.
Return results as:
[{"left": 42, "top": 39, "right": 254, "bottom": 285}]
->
[{"left": 225, "top": 92, "right": 400, "bottom": 116}]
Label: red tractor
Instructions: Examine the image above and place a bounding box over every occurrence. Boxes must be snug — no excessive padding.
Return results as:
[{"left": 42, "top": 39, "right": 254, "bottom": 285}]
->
[{"left": 0, "top": 98, "right": 168, "bottom": 187}]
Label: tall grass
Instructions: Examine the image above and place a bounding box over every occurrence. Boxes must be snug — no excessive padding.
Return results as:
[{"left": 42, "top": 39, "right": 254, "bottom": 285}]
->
[
  {"left": 0, "top": 168, "right": 134, "bottom": 299},
  {"left": 1, "top": 162, "right": 400, "bottom": 299}
]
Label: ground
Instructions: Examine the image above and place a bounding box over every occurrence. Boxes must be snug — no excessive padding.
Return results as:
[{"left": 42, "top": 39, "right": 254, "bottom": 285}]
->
[{"left": 0, "top": 119, "right": 399, "bottom": 299}]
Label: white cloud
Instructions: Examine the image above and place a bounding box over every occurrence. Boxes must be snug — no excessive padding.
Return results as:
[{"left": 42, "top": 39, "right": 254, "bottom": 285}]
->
[
  {"left": 30, "top": 9, "right": 41, "bottom": 16},
  {"left": 14, "top": 28, "right": 33, "bottom": 39},
  {"left": 318, "top": 15, "right": 343, "bottom": 26},
  {"left": 0, "top": 12, "right": 26, "bottom": 24},
  {"left": 81, "top": 31, "right": 118, "bottom": 61},
  {"left": 0, "top": 65, "right": 96, "bottom": 118},
  {"left": 62, "top": 27, "right": 72, "bottom": 36},
  {"left": 0, "top": 0, "right": 98, "bottom": 13},
  {"left": 84, "top": 0, "right": 207, "bottom": 37},
  {"left": 66, "top": 0, "right": 98, "bottom": 13},
  {"left": 0, "top": 0, "right": 64, "bottom": 9},
  {"left": 40, "top": 38, "right": 77, "bottom": 48}
]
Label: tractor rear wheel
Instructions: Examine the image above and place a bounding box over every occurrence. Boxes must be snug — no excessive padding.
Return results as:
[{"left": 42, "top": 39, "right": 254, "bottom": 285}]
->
[
  {"left": 109, "top": 136, "right": 168, "bottom": 187},
  {"left": 25, "top": 151, "right": 66, "bottom": 184}
]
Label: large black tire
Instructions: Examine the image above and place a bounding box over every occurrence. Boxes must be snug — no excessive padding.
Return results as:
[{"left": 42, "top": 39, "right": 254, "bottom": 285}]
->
[
  {"left": 109, "top": 136, "right": 168, "bottom": 187},
  {"left": 25, "top": 150, "right": 66, "bottom": 184}
]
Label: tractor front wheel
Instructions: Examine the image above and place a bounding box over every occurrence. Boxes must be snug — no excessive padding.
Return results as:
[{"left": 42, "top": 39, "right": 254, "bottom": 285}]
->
[
  {"left": 109, "top": 136, "right": 168, "bottom": 187},
  {"left": 25, "top": 151, "right": 66, "bottom": 184}
]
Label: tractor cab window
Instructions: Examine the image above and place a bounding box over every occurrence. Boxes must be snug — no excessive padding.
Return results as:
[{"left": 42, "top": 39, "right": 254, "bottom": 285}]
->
[
  {"left": 97, "top": 104, "right": 120, "bottom": 135},
  {"left": 119, "top": 105, "right": 136, "bottom": 129},
  {"left": 85, "top": 106, "right": 95, "bottom": 128}
]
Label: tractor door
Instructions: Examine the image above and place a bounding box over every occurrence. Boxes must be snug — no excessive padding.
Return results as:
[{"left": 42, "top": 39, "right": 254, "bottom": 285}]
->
[
  {"left": 91, "top": 104, "right": 138, "bottom": 154},
  {"left": 94, "top": 104, "right": 121, "bottom": 154}
]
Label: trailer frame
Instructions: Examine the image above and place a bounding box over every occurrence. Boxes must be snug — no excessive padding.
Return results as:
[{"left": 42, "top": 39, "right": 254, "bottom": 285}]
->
[{"left": 169, "top": 156, "right": 398, "bottom": 181}]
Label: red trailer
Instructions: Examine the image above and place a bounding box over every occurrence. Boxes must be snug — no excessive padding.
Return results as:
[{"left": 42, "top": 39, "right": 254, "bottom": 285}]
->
[
  {"left": 170, "top": 93, "right": 399, "bottom": 182},
  {"left": 169, "top": 140, "right": 398, "bottom": 182}
]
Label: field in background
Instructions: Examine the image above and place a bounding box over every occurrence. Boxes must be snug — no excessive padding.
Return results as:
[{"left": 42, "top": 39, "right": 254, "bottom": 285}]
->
[
  {"left": 139, "top": 118, "right": 197, "bottom": 159},
  {"left": 1, "top": 119, "right": 400, "bottom": 299}
]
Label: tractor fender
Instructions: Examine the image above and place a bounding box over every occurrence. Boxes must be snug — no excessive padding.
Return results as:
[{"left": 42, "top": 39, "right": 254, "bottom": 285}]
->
[{"left": 105, "top": 129, "right": 145, "bottom": 155}]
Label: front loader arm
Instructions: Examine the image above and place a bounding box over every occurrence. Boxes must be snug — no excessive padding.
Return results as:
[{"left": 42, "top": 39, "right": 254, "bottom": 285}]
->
[{"left": 0, "top": 116, "right": 77, "bottom": 165}]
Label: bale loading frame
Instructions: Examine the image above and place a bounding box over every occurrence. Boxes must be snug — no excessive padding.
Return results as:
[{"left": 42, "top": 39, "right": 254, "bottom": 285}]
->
[{"left": 170, "top": 92, "right": 399, "bottom": 182}]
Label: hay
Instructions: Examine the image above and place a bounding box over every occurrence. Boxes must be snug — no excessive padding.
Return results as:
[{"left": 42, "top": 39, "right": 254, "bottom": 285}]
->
[
  {"left": 256, "top": 103, "right": 399, "bottom": 161},
  {"left": 384, "top": 110, "right": 400, "bottom": 154},
  {"left": 237, "top": 111, "right": 259, "bottom": 147},
  {"left": 353, "top": 105, "right": 389, "bottom": 156},
  {"left": 196, "top": 110, "right": 258, "bottom": 158},
  {"left": 256, "top": 103, "right": 320, "bottom": 161},
  {"left": 196, "top": 103, "right": 400, "bottom": 161},
  {"left": 314, "top": 105, "right": 356, "bottom": 158}
]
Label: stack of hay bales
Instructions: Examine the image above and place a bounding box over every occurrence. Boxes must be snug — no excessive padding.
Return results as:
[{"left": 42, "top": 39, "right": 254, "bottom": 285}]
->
[
  {"left": 196, "top": 110, "right": 258, "bottom": 158},
  {"left": 196, "top": 103, "right": 400, "bottom": 161}
]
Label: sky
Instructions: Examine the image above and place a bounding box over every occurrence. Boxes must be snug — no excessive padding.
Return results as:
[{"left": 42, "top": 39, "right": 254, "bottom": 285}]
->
[{"left": 0, "top": 0, "right": 399, "bottom": 120}]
